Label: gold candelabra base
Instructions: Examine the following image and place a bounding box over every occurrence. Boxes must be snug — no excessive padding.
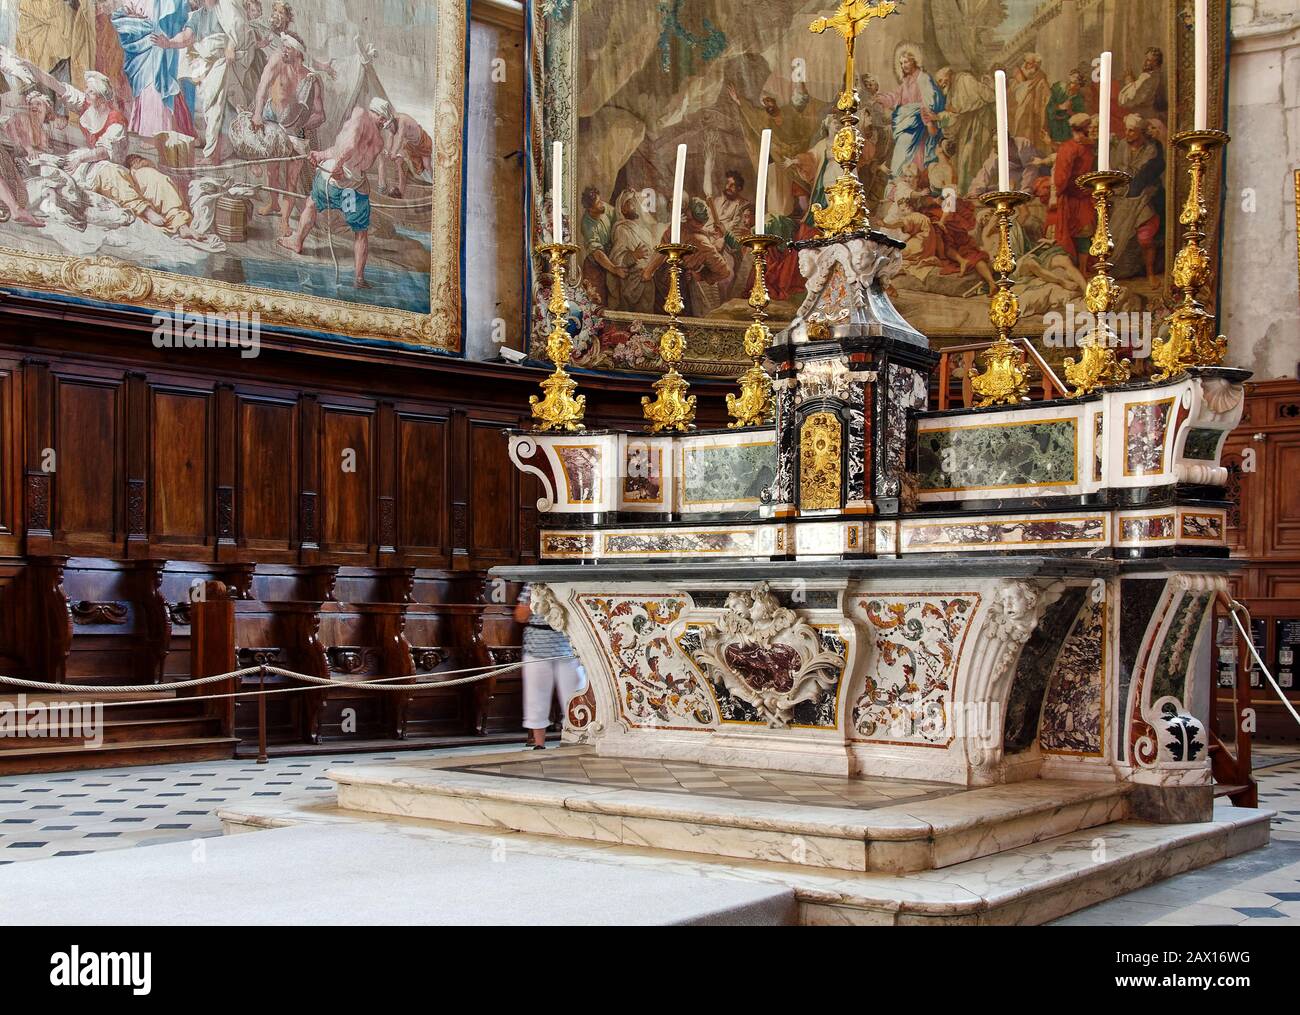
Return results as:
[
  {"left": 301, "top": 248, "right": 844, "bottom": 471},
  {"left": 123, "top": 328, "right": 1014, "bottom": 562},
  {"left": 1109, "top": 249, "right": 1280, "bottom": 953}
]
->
[
  {"left": 1064, "top": 170, "right": 1133, "bottom": 397},
  {"left": 970, "top": 190, "right": 1032, "bottom": 407},
  {"left": 727, "top": 234, "right": 782, "bottom": 429},
  {"left": 530, "top": 242, "right": 586, "bottom": 432},
  {"left": 1152, "top": 129, "right": 1230, "bottom": 381},
  {"left": 643, "top": 242, "right": 697, "bottom": 433}
]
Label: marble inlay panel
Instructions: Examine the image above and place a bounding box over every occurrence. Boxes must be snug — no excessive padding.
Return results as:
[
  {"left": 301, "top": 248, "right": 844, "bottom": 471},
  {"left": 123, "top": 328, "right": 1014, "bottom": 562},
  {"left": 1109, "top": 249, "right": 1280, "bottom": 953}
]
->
[
  {"left": 554, "top": 444, "right": 601, "bottom": 503},
  {"left": 1093, "top": 413, "right": 1105, "bottom": 482},
  {"left": 1116, "top": 579, "right": 1168, "bottom": 758},
  {"left": 877, "top": 364, "right": 928, "bottom": 500},
  {"left": 574, "top": 594, "right": 716, "bottom": 729},
  {"left": 677, "top": 624, "right": 848, "bottom": 729},
  {"left": 540, "top": 532, "right": 596, "bottom": 558},
  {"left": 601, "top": 528, "right": 770, "bottom": 557},
  {"left": 681, "top": 441, "right": 776, "bottom": 508},
  {"left": 901, "top": 515, "right": 1105, "bottom": 551},
  {"left": 1150, "top": 593, "right": 1212, "bottom": 704},
  {"left": 852, "top": 594, "right": 979, "bottom": 746},
  {"left": 917, "top": 419, "right": 1078, "bottom": 492},
  {"left": 1123, "top": 397, "right": 1174, "bottom": 476},
  {"left": 1183, "top": 427, "right": 1224, "bottom": 462},
  {"left": 1040, "top": 598, "right": 1106, "bottom": 756},
  {"left": 1005, "top": 588, "right": 1088, "bottom": 754},
  {"left": 1180, "top": 512, "right": 1224, "bottom": 541},
  {"left": 1119, "top": 514, "right": 1176, "bottom": 543},
  {"left": 622, "top": 444, "right": 665, "bottom": 505}
]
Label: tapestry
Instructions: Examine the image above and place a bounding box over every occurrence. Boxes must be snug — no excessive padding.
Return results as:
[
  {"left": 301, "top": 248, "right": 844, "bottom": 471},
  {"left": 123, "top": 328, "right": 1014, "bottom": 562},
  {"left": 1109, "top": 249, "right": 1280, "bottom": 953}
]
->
[
  {"left": 0, "top": 0, "right": 467, "bottom": 351},
  {"left": 532, "top": 0, "right": 1228, "bottom": 375}
]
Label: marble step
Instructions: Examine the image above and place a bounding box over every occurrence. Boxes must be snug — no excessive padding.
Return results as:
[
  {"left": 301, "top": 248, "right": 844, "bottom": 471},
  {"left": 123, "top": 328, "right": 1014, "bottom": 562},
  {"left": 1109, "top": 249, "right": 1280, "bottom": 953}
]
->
[
  {"left": 217, "top": 797, "right": 1272, "bottom": 926},
  {"left": 0, "top": 823, "right": 798, "bottom": 927},
  {"left": 321, "top": 749, "right": 1133, "bottom": 873}
]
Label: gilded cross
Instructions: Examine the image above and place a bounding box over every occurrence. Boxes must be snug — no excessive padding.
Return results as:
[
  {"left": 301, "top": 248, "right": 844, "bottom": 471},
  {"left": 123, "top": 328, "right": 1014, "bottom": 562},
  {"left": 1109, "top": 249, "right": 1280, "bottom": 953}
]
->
[{"left": 810, "top": 1, "right": 900, "bottom": 96}]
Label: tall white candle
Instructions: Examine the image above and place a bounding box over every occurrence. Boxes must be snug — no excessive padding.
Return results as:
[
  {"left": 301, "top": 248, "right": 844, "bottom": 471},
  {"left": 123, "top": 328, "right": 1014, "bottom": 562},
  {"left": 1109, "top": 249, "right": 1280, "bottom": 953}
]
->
[
  {"left": 994, "top": 69, "right": 1010, "bottom": 192},
  {"left": 755, "top": 128, "right": 772, "bottom": 235},
  {"left": 1194, "top": 0, "right": 1209, "bottom": 131},
  {"left": 670, "top": 143, "right": 687, "bottom": 244},
  {"left": 551, "top": 140, "right": 563, "bottom": 244},
  {"left": 1098, "top": 51, "right": 1112, "bottom": 172}
]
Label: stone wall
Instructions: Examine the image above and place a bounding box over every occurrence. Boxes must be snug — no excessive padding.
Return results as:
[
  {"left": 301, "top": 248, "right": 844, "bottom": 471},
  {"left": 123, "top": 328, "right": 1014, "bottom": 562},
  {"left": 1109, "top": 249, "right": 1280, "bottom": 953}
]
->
[{"left": 1222, "top": 1, "right": 1300, "bottom": 380}]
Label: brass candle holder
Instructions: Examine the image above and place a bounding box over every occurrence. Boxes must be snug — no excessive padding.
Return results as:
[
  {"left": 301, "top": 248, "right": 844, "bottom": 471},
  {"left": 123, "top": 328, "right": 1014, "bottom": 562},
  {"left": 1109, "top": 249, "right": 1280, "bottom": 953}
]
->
[
  {"left": 1064, "top": 170, "right": 1134, "bottom": 396},
  {"left": 727, "top": 234, "right": 782, "bottom": 428},
  {"left": 642, "top": 242, "right": 698, "bottom": 433},
  {"left": 1151, "top": 129, "right": 1230, "bottom": 381},
  {"left": 529, "top": 242, "right": 586, "bottom": 432},
  {"left": 970, "top": 190, "right": 1032, "bottom": 407}
]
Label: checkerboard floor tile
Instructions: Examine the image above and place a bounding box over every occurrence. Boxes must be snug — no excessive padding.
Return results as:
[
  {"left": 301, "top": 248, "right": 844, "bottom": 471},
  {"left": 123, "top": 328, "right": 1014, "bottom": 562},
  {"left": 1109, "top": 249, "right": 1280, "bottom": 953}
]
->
[
  {"left": 459, "top": 755, "right": 959, "bottom": 810},
  {"left": 0, "top": 745, "right": 518, "bottom": 865}
]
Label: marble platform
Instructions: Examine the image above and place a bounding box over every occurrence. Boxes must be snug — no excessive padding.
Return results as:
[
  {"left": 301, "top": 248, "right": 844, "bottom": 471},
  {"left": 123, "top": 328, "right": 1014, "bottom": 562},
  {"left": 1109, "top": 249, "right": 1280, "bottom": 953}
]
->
[
  {"left": 219, "top": 788, "right": 1271, "bottom": 926},
  {"left": 211, "top": 744, "right": 1272, "bottom": 925},
  {"left": 311, "top": 747, "right": 1135, "bottom": 874}
]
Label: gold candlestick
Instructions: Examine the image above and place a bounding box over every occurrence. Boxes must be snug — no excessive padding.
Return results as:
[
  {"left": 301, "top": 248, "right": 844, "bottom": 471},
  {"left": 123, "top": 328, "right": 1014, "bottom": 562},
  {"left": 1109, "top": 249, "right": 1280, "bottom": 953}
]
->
[
  {"left": 643, "top": 242, "right": 698, "bottom": 433},
  {"left": 970, "top": 190, "right": 1032, "bottom": 407},
  {"left": 1064, "top": 170, "right": 1134, "bottom": 396},
  {"left": 1151, "top": 129, "right": 1230, "bottom": 381},
  {"left": 727, "top": 234, "right": 782, "bottom": 429},
  {"left": 808, "top": 1, "right": 900, "bottom": 238},
  {"left": 529, "top": 242, "right": 586, "bottom": 432}
]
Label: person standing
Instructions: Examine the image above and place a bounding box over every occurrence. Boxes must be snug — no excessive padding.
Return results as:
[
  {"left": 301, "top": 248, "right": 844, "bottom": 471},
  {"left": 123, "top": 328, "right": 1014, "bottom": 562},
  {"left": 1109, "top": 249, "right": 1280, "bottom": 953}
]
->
[
  {"left": 514, "top": 584, "right": 584, "bottom": 750},
  {"left": 1048, "top": 113, "right": 1097, "bottom": 275}
]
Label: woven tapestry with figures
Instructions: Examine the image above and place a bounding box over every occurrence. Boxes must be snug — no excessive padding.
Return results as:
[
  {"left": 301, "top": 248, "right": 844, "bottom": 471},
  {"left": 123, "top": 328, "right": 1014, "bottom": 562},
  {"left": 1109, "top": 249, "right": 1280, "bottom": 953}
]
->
[{"left": 531, "top": 0, "right": 1228, "bottom": 376}]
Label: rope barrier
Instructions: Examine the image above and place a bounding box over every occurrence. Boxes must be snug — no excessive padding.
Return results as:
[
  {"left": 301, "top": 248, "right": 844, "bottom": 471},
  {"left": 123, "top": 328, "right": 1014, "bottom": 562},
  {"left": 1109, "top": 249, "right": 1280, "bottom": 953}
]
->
[
  {"left": 1223, "top": 597, "right": 1300, "bottom": 729},
  {"left": 0, "top": 654, "right": 569, "bottom": 707}
]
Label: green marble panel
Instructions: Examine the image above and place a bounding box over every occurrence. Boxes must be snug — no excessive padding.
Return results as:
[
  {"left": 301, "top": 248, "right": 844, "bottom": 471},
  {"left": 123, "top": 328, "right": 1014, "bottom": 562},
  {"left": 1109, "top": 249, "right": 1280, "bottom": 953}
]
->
[
  {"left": 1183, "top": 427, "right": 1223, "bottom": 462},
  {"left": 681, "top": 442, "right": 776, "bottom": 507},
  {"left": 918, "top": 418, "right": 1078, "bottom": 492}
]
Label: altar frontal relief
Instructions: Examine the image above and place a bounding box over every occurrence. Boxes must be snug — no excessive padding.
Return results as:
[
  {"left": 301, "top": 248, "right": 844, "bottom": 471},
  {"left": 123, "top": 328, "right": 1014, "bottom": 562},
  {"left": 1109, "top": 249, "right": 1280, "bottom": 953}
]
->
[
  {"left": 0, "top": 0, "right": 466, "bottom": 350},
  {"left": 538, "top": 0, "right": 1224, "bottom": 372}
]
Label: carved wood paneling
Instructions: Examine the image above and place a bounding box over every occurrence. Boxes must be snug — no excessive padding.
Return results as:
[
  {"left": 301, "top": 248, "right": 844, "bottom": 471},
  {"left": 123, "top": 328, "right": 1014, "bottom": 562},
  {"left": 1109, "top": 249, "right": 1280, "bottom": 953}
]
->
[
  {"left": 149, "top": 387, "right": 212, "bottom": 548},
  {"left": 237, "top": 395, "right": 297, "bottom": 555},
  {"left": 319, "top": 404, "right": 375, "bottom": 559},
  {"left": 52, "top": 374, "right": 124, "bottom": 549}
]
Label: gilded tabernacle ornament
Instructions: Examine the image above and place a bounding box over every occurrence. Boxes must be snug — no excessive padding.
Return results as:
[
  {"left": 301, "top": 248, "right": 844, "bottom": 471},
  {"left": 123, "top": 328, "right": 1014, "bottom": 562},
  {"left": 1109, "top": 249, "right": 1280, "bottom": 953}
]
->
[
  {"left": 799, "top": 410, "right": 843, "bottom": 512},
  {"left": 728, "top": 234, "right": 782, "bottom": 428},
  {"left": 530, "top": 243, "right": 587, "bottom": 432},
  {"left": 807, "top": 1, "right": 899, "bottom": 238},
  {"left": 1065, "top": 170, "right": 1134, "bottom": 397},
  {"left": 643, "top": 243, "right": 698, "bottom": 433},
  {"left": 1151, "top": 130, "right": 1230, "bottom": 381},
  {"left": 970, "top": 191, "right": 1032, "bottom": 407}
]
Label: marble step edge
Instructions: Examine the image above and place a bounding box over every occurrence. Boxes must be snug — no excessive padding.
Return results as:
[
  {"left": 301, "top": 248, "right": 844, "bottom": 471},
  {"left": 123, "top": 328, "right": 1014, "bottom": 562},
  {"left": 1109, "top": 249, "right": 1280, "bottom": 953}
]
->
[
  {"left": 216, "top": 799, "right": 1272, "bottom": 923},
  {"left": 325, "top": 761, "right": 1133, "bottom": 845}
]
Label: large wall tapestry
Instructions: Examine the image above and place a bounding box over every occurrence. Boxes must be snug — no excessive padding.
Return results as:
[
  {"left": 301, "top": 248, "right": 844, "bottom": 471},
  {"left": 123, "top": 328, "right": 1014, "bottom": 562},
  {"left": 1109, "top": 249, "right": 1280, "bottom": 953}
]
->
[
  {"left": 532, "top": 0, "right": 1228, "bottom": 374},
  {"left": 0, "top": 0, "right": 467, "bottom": 351}
]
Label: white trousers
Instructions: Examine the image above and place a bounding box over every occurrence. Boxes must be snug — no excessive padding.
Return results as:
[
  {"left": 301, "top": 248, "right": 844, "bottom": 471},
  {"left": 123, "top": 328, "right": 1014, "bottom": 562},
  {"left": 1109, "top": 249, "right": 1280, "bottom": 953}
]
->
[{"left": 522, "top": 652, "right": 585, "bottom": 730}]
